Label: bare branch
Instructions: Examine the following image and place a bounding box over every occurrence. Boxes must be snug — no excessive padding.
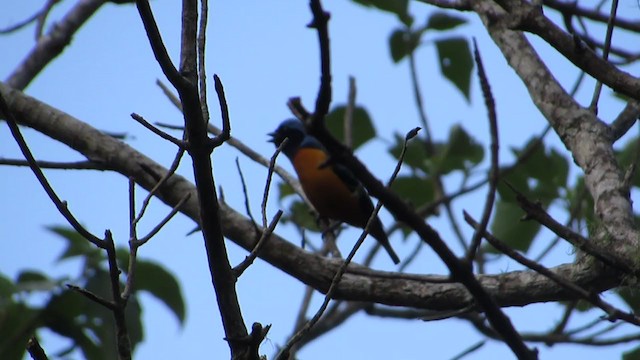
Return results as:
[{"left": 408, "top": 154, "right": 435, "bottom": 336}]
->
[
  {"left": 197, "top": 0, "right": 210, "bottom": 124},
  {"left": 0, "top": 158, "right": 109, "bottom": 170},
  {"left": 136, "top": 192, "right": 191, "bottom": 245},
  {"left": 610, "top": 100, "right": 640, "bottom": 141},
  {"left": 588, "top": 0, "right": 619, "bottom": 112},
  {"left": 209, "top": 74, "right": 231, "bottom": 150},
  {"left": 66, "top": 284, "right": 116, "bottom": 310},
  {"left": 343, "top": 76, "right": 356, "bottom": 148},
  {"left": 26, "top": 336, "right": 49, "bottom": 360},
  {"left": 104, "top": 231, "right": 132, "bottom": 360},
  {"left": 135, "top": 0, "right": 188, "bottom": 90},
  {"left": 464, "top": 212, "right": 640, "bottom": 326},
  {"left": 307, "top": 0, "right": 332, "bottom": 130},
  {"left": 465, "top": 40, "right": 499, "bottom": 265},
  {"left": 0, "top": 88, "right": 104, "bottom": 248},
  {"left": 233, "top": 210, "right": 283, "bottom": 278},
  {"left": 131, "top": 113, "right": 185, "bottom": 148},
  {"left": 508, "top": 183, "right": 635, "bottom": 275},
  {"left": 6, "top": 0, "right": 106, "bottom": 90}
]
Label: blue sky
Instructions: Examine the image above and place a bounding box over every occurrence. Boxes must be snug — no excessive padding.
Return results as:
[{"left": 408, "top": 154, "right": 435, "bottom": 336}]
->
[{"left": 1, "top": 1, "right": 638, "bottom": 359}]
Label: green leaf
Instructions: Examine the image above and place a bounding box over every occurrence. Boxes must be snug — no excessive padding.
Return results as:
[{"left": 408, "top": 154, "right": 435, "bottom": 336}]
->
[
  {"left": 115, "top": 249, "right": 177, "bottom": 335},
  {"left": 46, "top": 225, "right": 102, "bottom": 263},
  {"left": 16, "top": 270, "right": 58, "bottom": 292},
  {"left": 435, "top": 37, "right": 473, "bottom": 101},
  {"left": 425, "top": 12, "right": 467, "bottom": 31},
  {"left": 134, "top": 260, "right": 186, "bottom": 326},
  {"left": 325, "top": 105, "right": 376, "bottom": 149},
  {"left": 0, "top": 302, "right": 36, "bottom": 360},
  {"left": 389, "top": 28, "right": 421, "bottom": 63},
  {"left": 84, "top": 269, "right": 123, "bottom": 360},
  {"left": 390, "top": 175, "right": 435, "bottom": 208},
  {"left": 624, "top": 346, "right": 640, "bottom": 360},
  {"left": 388, "top": 133, "right": 432, "bottom": 173},
  {"left": 352, "top": 0, "right": 412, "bottom": 26},
  {"left": 43, "top": 286, "right": 107, "bottom": 359},
  {"left": 282, "top": 200, "right": 320, "bottom": 233},
  {"left": 507, "top": 140, "right": 569, "bottom": 204},
  {"left": 123, "top": 294, "right": 144, "bottom": 350},
  {"left": 496, "top": 169, "right": 529, "bottom": 203},
  {"left": 432, "top": 125, "right": 484, "bottom": 174},
  {"left": 515, "top": 141, "right": 568, "bottom": 190},
  {"left": 0, "top": 273, "right": 16, "bottom": 298},
  {"left": 116, "top": 247, "right": 130, "bottom": 273},
  {"left": 489, "top": 201, "right": 541, "bottom": 252},
  {"left": 278, "top": 182, "right": 296, "bottom": 201}
]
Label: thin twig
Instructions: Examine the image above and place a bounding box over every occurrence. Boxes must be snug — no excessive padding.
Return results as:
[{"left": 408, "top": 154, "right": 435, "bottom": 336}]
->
[
  {"left": 308, "top": 0, "right": 332, "bottom": 129},
  {"left": 209, "top": 74, "right": 231, "bottom": 149},
  {"left": 156, "top": 120, "right": 314, "bottom": 212},
  {"left": 588, "top": 0, "right": 619, "bottom": 113},
  {"left": 156, "top": 79, "right": 183, "bottom": 110},
  {"left": 133, "top": 148, "right": 186, "bottom": 227},
  {"left": 507, "top": 183, "right": 634, "bottom": 275},
  {"left": 0, "top": 158, "right": 109, "bottom": 170},
  {"left": 6, "top": 0, "right": 105, "bottom": 90},
  {"left": 262, "top": 139, "right": 288, "bottom": 228},
  {"left": 449, "top": 340, "right": 486, "bottom": 360},
  {"left": 197, "top": 0, "right": 209, "bottom": 124},
  {"left": 550, "top": 301, "right": 576, "bottom": 336},
  {"left": 104, "top": 231, "right": 132, "bottom": 360},
  {"left": 0, "top": 9, "right": 41, "bottom": 34},
  {"left": 343, "top": 76, "right": 356, "bottom": 149},
  {"left": 233, "top": 210, "right": 283, "bottom": 277},
  {"left": 0, "top": 87, "right": 104, "bottom": 247},
  {"left": 136, "top": 192, "right": 191, "bottom": 245},
  {"left": 123, "top": 178, "right": 138, "bottom": 301},
  {"left": 131, "top": 113, "right": 185, "bottom": 148},
  {"left": 464, "top": 212, "right": 640, "bottom": 326},
  {"left": 135, "top": 0, "right": 188, "bottom": 90},
  {"left": 34, "top": 0, "right": 60, "bottom": 40},
  {"left": 66, "top": 284, "right": 116, "bottom": 310},
  {"left": 289, "top": 72, "right": 536, "bottom": 360},
  {"left": 293, "top": 286, "right": 316, "bottom": 332},
  {"left": 566, "top": 317, "right": 606, "bottom": 336},
  {"left": 235, "top": 158, "right": 258, "bottom": 226},
  {"left": 610, "top": 100, "right": 640, "bottom": 141},
  {"left": 26, "top": 336, "right": 49, "bottom": 360},
  {"left": 408, "top": 46, "right": 432, "bottom": 145},
  {"left": 276, "top": 127, "right": 418, "bottom": 359},
  {"left": 466, "top": 39, "right": 499, "bottom": 265}
]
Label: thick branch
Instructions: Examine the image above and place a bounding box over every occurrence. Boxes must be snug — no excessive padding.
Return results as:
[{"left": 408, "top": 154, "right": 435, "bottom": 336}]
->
[
  {"left": 473, "top": 0, "right": 639, "bottom": 258},
  {"left": 0, "top": 81, "right": 624, "bottom": 318},
  {"left": 6, "top": 0, "right": 108, "bottom": 90}
]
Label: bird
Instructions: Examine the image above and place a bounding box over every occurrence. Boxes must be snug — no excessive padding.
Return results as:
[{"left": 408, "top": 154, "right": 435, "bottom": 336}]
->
[{"left": 268, "top": 119, "right": 400, "bottom": 264}]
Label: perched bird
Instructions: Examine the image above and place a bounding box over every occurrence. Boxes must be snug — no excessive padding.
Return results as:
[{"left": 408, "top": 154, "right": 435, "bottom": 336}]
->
[{"left": 269, "top": 119, "right": 400, "bottom": 264}]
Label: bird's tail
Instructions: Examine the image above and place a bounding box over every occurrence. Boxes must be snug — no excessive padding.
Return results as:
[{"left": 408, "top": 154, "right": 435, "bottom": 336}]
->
[
  {"left": 370, "top": 220, "right": 400, "bottom": 265},
  {"left": 382, "top": 241, "right": 401, "bottom": 265}
]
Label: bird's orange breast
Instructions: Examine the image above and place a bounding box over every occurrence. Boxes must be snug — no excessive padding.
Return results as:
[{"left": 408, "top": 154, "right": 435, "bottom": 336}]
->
[{"left": 292, "top": 148, "right": 364, "bottom": 226}]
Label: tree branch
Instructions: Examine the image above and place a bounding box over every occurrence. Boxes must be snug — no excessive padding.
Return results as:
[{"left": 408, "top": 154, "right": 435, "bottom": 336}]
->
[{"left": 5, "top": 0, "right": 107, "bottom": 90}]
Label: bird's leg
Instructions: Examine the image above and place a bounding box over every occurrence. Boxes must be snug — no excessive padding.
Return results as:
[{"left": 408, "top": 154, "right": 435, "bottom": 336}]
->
[{"left": 317, "top": 217, "right": 342, "bottom": 259}]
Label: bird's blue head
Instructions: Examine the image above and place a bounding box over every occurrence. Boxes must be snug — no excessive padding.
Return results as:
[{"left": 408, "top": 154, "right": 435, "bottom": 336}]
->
[{"left": 268, "top": 119, "right": 322, "bottom": 158}]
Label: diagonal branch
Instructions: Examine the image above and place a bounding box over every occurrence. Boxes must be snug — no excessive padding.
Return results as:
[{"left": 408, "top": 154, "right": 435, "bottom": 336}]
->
[
  {"left": 0, "top": 88, "right": 104, "bottom": 248},
  {"left": 473, "top": 0, "right": 639, "bottom": 259},
  {"left": 5, "top": 0, "right": 108, "bottom": 90}
]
